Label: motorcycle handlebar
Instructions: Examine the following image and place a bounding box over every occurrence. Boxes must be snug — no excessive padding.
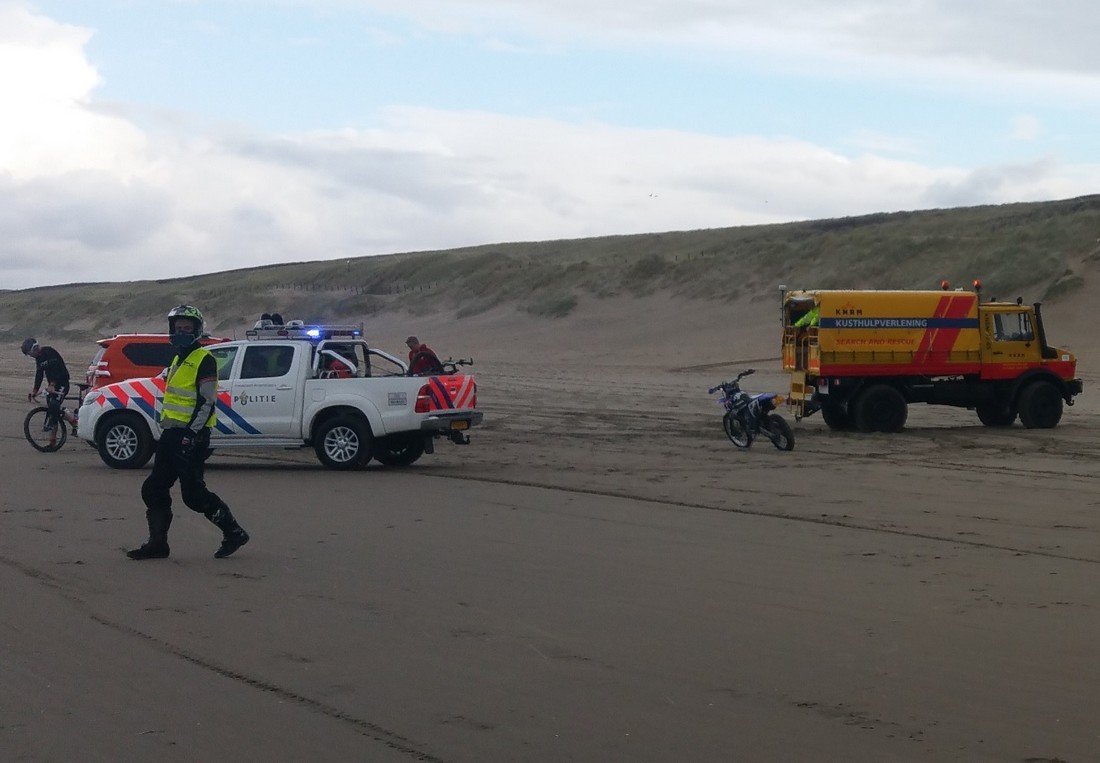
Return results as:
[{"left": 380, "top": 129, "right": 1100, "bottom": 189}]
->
[{"left": 710, "top": 368, "right": 756, "bottom": 393}]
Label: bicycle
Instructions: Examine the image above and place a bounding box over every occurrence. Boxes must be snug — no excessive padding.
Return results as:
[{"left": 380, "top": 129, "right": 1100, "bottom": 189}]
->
[{"left": 24, "top": 384, "right": 90, "bottom": 453}]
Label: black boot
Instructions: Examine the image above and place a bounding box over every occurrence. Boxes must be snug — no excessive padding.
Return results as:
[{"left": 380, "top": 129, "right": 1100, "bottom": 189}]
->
[
  {"left": 207, "top": 505, "right": 250, "bottom": 559},
  {"left": 215, "top": 529, "right": 249, "bottom": 559},
  {"left": 127, "top": 511, "right": 172, "bottom": 560}
]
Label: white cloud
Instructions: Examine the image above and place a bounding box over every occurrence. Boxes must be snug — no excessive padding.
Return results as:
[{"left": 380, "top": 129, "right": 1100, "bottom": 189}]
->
[
  {"left": 0, "top": 3, "right": 147, "bottom": 180},
  {"left": 342, "top": 1, "right": 1100, "bottom": 81},
  {"left": 1, "top": 1, "right": 1097, "bottom": 290},
  {"left": 846, "top": 130, "right": 924, "bottom": 157},
  {"left": 1009, "top": 114, "right": 1043, "bottom": 142}
]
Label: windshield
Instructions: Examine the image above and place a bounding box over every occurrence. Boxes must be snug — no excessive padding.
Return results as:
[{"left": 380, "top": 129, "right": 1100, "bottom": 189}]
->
[
  {"left": 993, "top": 312, "right": 1034, "bottom": 342},
  {"left": 209, "top": 346, "right": 239, "bottom": 381}
]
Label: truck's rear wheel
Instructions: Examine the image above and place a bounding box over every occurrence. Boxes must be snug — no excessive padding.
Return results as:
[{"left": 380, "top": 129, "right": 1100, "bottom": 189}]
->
[
  {"left": 1018, "top": 381, "right": 1063, "bottom": 429},
  {"left": 976, "top": 401, "right": 1017, "bottom": 427},
  {"left": 819, "top": 402, "right": 851, "bottom": 430},
  {"left": 854, "top": 384, "right": 907, "bottom": 433},
  {"left": 374, "top": 434, "right": 425, "bottom": 467},
  {"left": 314, "top": 415, "right": 372, "bottom": 469}
]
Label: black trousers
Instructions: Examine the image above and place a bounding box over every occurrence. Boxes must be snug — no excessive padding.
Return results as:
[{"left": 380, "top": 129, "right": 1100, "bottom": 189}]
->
[
  {"left": 45, "top": 382, "right": 70, "bottom": 426},
  {"left": 141, "top": 427, "right": 228, "bottom": 521}
]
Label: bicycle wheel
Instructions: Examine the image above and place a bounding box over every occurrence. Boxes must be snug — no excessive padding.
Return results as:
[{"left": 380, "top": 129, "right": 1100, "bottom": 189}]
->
[{"left": 24, "top": 407, "right": 68, "bottom": 453}]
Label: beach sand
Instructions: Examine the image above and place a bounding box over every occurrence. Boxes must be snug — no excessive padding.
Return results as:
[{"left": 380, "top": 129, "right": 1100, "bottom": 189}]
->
[{"left": 1, "top": 289, "right": 1098, "bottom": 761}]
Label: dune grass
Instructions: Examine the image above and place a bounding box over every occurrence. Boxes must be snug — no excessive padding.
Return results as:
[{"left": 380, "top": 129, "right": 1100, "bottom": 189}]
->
[{"left": 3, "top": 195, "right": 1098, "bottom": 340}]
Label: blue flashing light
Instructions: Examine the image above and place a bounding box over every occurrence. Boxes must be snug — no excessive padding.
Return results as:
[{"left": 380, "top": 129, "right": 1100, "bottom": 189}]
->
[{"left": 306, "top": 329, "right": 321, "bottom": 338}]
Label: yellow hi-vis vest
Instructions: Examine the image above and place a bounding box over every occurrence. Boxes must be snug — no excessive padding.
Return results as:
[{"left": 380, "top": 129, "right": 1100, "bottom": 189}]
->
[{"left": 160, "top": 347, "right": 216, "bottom": 429}]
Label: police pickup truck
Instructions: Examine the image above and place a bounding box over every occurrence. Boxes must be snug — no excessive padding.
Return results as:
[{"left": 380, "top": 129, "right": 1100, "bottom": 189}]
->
[{"left": 77, "top": 322, "right": 482, "bottom": 470}]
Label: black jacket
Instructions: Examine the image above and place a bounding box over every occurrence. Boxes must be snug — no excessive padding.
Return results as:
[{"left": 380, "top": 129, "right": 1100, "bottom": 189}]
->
[{"left": 33, "top": 346, "right": 70, "bottom": 389}]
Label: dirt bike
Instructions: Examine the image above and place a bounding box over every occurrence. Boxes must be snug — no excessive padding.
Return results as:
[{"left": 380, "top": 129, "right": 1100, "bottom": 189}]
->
[
  {"left": 439, "top": 357, "right": 473, "bottom": 375},
  {"left": 708, "top": 369, "right": 795, "bottom": 451}
]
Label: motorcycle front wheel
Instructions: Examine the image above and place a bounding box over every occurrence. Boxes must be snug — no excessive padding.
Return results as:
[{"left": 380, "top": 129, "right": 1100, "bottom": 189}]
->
[
  {"left": 765, "top": 413, "right": 795, "bottom": 451},
  {"left": 723, "top": 412, "right": 753, "bottom": 449}
]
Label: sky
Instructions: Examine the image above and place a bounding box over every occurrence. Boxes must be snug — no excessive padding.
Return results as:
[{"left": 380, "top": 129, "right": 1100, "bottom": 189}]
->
[{"left": 2, "top": 1, "right": 1099, "bottom": 289}]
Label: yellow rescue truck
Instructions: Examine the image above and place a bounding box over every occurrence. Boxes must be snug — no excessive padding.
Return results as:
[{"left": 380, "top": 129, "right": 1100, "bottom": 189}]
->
[{"left": 781, "top": 284, "right": 1083, "bottom": 432}]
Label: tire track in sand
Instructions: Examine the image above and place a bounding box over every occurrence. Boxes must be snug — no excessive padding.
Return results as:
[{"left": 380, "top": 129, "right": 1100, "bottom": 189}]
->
[
  {"left": 0, "top": 555, "right": 447, "bottom": 763},
  {"left": 414, "top": 471, "right": 1100, "bottom": 565}
]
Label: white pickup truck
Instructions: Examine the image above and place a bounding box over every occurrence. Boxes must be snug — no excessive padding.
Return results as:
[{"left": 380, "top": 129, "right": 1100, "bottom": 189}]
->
[{"left": 77, "top": 323, "right": 482, "bottom": 470}]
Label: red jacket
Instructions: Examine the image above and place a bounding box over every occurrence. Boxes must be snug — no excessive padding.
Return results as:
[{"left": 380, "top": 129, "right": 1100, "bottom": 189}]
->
[{"left": 408, "top": 344, "right": 443, "bottom": 376}]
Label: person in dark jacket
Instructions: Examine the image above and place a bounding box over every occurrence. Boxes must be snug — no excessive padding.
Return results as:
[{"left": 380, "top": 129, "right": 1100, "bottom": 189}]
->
[
  {"left": 127, "top": 305, "right": 250, "bottom": 560},
  {"left": 21, "top": 338, "right": 70, "bottom": 431},
  {"left": 405, "top": 335, "right": 444, "bottom": 376}
]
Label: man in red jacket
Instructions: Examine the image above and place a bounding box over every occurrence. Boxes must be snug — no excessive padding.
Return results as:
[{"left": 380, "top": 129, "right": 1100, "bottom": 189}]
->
[{"left": 405, "top": 336, "right": 444, "bottom": 376}]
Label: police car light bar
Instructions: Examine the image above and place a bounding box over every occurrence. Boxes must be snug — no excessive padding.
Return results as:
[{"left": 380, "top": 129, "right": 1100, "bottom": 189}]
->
[{"left": 245, "top": 321, "right": 364, "bottom": 341}]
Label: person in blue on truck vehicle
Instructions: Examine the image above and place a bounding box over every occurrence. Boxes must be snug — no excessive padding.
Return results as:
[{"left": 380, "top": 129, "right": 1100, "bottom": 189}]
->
[{"left": 126, "top": 305, "right": 250, "bottom": 560}]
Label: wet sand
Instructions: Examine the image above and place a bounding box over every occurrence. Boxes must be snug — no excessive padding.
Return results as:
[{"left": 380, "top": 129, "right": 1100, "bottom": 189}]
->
[{"left": 1, "top": 301, "right": 1099, "bottom": 761}]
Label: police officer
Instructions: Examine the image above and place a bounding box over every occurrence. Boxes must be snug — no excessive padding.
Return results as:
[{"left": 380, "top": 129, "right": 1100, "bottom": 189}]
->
[
  {"left": 21, "top": 338, "right": 70, "bottom": 431},
  {"left": 127, "top": 305, "right": 250, "bottom": 560}
]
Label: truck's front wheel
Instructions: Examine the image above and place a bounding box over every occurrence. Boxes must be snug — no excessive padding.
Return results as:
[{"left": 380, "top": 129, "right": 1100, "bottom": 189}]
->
[
  {"left": 854, "top": 384, "right": 907, "bottom": 433},
  {"left": 1018, "top": 381, "right": 1063, "bottom": 429},
  {"left": 96, "top": 413, "right": 154, "bottom": 469},
  {"left": 314, "top": 415, "right": 372, "bottom": 470}
]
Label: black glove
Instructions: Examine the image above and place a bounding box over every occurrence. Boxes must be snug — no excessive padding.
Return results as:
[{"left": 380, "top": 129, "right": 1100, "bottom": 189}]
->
[{"left": 178, "top": 430, "right": 197, "bottom": 456}]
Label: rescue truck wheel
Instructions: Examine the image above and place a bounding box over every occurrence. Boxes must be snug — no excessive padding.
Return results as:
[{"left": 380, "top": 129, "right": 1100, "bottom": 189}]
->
[
  {"left": 976, "top": 401, "right": 1017, "bottom": 427},
  {"left": 314, "top": 414, "right": 372, "bottom": 470},
  {"left": 854, "top": 384, "right": 907, "bottom": 433},
  {"left": 96, "top": 413, "right": 154, "bottom": 469},
  {"left": 1017, "top": 381, "right": 1063, "bottom": 429},
  {"left": 373, "top": 434, "right": 425, "bottom": 467},
  {"left": 819, "top": 402, "right": 851, "bottom": 430}
]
